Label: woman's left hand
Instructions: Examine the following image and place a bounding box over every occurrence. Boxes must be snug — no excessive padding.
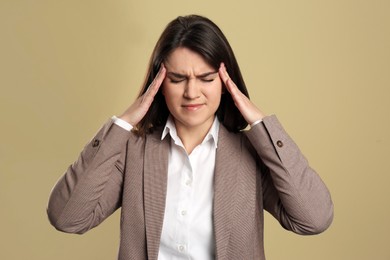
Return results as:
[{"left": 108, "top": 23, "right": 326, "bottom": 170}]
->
[{"left": 219, "top": 63, "right": 266, "bottom": 125}]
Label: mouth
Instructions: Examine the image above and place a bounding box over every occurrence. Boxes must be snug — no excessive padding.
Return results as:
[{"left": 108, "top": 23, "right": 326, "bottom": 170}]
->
[{"left": 182, "top": 103, "right": 204, "bottom": 111}]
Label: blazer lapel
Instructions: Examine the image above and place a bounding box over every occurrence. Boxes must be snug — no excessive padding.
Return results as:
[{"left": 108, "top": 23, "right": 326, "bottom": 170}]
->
[
  {"left": 213, "top": 125, "right": 241, "bottom": 259},
  {"left": 144, "top": 130, "right": 170, "bottom": 260}
]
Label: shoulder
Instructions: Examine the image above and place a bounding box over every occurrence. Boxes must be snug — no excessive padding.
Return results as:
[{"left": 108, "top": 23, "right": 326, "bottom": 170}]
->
[{"left": 218, "top": 123, "right": 257, "bottom": 158}]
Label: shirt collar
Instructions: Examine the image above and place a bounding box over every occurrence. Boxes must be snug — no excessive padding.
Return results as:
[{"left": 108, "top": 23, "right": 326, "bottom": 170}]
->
[{"left": 161, "top": 115, "right": 220, "bottom": 149}]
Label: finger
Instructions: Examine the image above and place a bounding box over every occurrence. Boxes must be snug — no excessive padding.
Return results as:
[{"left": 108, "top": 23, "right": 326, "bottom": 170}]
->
[
  {"left": 219, "top": 63, "right": 241, "bottom": 97},
  {"left": 218, "top": 63, "right": 229, "bottom": 85},
  {"left": 141, "top": 65, "right": 166, "bottom": 109},
  {"left": 218, "top": 64, "right": 266, "bottom": 124},
  {"left": 145, "top": 64, "right": 166, "bottom": 97},
  {"left": 219, "top": 63, "right": 252, "bottom": 113}
]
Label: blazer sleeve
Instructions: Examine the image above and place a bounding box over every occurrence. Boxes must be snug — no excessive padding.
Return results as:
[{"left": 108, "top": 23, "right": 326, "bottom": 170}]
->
[
  {"left": 47, "top": 119, "right": 133, "bottom": 234},
  {"left": 245, "top": 115, "right": 334, "bottom": 235}
]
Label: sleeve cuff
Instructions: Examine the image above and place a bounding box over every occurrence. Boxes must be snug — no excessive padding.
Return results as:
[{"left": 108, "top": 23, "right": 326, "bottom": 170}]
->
[
  {"left": 250, "top": 119, "right": 263, "bottom": 128},
  {"left": 111, "top": 116, "right": 133, "bottom": 131}
]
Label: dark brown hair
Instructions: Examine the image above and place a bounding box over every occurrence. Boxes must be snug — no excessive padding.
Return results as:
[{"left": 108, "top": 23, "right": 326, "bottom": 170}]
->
[{"left": 135, "top": 15, "right": 250, "bottom": 135}]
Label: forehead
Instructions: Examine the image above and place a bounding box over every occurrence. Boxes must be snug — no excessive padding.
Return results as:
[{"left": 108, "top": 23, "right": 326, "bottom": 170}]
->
[{"left": 165, "top": 47, "right": 214, "bottom": 73}]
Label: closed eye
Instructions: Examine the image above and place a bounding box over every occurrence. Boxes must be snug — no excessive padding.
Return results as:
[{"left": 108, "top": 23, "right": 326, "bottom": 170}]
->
[
  {"left": 200, "top": 78, "right": 215, "bottom": 82},
  {"left": 199, "top": 72, "right": 218, "bottom": 83},
  {"left": 170, "top": 78, "right": 215, "bottom": 83},
  {"left": 169, "top": 78, "right": 185, "bottom": 84},
  {"left": 166, "top": 71, "right": 217, "bottom": 84}
]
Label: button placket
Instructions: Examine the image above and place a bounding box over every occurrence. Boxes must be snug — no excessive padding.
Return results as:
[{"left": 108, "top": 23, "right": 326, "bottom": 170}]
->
[{"left": 174, "top": 155, "right": 192, "bottom": 256}]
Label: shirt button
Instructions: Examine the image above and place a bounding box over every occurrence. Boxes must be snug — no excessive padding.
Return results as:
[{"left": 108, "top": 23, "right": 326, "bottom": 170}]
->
[
  {"left": 178, "top": 245, "right": 185, "bottom": 252},
  {"left": 181, "top": 210, "right": 187, "bottom": 216},
  {"left": 185, "top": 180, "right": 192, "bottom": 186},
  {"left": 276, "top": 140, "right": 284, "bottom": 147}
]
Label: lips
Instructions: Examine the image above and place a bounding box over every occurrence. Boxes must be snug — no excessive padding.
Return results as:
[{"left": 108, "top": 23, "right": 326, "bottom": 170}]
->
[{"left": 182, "top": 103, "right": 204, "bottom": 111}]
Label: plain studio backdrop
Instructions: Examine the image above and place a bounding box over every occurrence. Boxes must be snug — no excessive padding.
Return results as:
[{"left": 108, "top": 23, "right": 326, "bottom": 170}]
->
[{"left": 1, "top": 1, "right": 389, "bottom": 259}]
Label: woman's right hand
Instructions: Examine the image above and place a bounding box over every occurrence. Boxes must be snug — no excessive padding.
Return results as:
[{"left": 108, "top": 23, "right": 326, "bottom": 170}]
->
[{"left": 118, "top": 64, "right": 166, "bottom": 126}]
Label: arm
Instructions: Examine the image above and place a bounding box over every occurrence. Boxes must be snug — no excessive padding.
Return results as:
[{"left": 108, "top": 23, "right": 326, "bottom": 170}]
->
[
  {"left": 47, "top": 120, "right": 131, "bottom": 234},
  {"left": 47, "top": 65, "right": 167, "bottom": 234},
  {"left": 219, "top": 64, "right": 333, "bottom": 234},
  {"left": 246, "top": 115, "right": 333, "bottom": 234}
]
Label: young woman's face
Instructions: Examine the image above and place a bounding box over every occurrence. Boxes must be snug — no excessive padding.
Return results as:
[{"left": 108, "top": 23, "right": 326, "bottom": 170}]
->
[{"left": 162, "top": 47, "right": 223, "bottom": 131}]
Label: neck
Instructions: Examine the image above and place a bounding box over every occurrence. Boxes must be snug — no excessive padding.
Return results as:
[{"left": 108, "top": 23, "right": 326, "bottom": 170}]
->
[{"left": 174, "top": 117, "right": 215, "bottom": 154}]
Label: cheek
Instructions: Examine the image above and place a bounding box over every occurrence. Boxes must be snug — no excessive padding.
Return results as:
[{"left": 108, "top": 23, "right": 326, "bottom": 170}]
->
[
  {"left": 161, "top": 84, "right": 179, "bottom": 106},
  {"left": 203, "top": 83, "right": 223, "bottom": 106},
  {"left": 210, "top": 81, "right": 223, "bottom": 97},
  {"left": 214, "top": 77, "right": 223, "bottom": 93}
]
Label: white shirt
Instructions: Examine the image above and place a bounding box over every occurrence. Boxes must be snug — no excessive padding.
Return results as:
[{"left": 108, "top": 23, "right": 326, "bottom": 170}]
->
[{"left": 112, "top": 115, "right": 219, "bottom": 260}]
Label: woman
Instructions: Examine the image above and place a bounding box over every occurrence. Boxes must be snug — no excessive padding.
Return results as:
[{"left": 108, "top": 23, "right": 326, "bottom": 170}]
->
[{"left": 47, "top": 15, "right": 333, "bottom": 260}]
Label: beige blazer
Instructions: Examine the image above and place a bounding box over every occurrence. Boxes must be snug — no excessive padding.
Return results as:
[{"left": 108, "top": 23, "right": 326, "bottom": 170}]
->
[{"left": 47, "top": 115, "right": 333, "bottom": 260}]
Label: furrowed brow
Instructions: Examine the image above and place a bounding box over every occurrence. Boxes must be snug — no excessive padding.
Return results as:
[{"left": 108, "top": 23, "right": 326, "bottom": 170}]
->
[
  {"left": 167, "top": 72, "right": 187, "bottom": 78},
  {"left": 196, "top": 71, "right": 218, "bottom": 78},
  {"left": 167, "top": 71, "right": 218, "bottom": 79}
]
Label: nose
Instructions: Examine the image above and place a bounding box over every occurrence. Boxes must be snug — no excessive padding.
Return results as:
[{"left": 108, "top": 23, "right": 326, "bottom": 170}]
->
[{"left": 183, "top": 78, "right": 201, "bottom": 99}]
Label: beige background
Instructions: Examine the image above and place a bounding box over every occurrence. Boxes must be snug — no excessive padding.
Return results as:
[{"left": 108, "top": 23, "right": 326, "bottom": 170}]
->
[{"left": 1, "top": 0, "right": 389, "bottom": 259}]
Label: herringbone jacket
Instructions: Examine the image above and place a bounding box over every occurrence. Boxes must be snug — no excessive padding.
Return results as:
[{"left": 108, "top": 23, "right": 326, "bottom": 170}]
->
[{"left": 47, "top": 115, "right": 333, "bottom": 259}]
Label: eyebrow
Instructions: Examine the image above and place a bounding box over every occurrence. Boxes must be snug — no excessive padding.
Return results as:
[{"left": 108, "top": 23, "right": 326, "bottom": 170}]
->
[{"left": 167, "top": 71, "right": 218, "bottom": 79}]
